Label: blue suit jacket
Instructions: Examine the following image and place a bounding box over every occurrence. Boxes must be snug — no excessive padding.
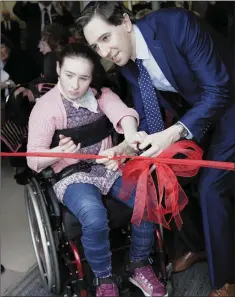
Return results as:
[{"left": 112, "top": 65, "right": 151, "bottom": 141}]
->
[{"left": 120, "top": 8, "right": 233, "bottom": 143}]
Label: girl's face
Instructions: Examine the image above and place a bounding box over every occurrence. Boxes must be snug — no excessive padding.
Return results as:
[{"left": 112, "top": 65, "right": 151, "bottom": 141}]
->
[
  {"left": 57, "top": 56, "right": 93, "bottom": 100},
  {"left": 39, "top": 39, "right": 51, "bottom": 55}
]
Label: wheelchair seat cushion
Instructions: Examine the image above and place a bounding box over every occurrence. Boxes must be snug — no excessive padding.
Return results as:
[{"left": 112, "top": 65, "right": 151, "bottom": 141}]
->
[{"left": 62, "top": 196, "right": 132, "bottom": 239}]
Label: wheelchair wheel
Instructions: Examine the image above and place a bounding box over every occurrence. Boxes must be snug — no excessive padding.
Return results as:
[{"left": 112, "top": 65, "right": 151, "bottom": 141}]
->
[{"left": 25, "top": 178, "right": 61, "bottom": 294}]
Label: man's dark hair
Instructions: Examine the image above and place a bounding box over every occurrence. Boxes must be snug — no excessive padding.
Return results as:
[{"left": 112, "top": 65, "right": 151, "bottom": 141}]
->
[{"left": 76, "top": 1, "right": 135, "bottom": 35}]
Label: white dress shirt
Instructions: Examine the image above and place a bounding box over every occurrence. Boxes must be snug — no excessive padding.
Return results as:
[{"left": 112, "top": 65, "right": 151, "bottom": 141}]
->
[
  {"left": 133, "top": 25, "right": 192, "bottom": 138},
  {"left": 3, "top": 21, "right": 11, "bottom": 31}
]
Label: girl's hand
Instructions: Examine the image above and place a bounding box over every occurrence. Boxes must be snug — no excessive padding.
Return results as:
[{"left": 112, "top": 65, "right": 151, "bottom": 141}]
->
[
  {"left": 96, "top": 147, "right": 125, "bottom": 171},
  {"left": 59, "top": 135, "right": 81, "bottom": 153},
  {"left": 125, "top": 131, "right": 148, "bottom": 150},
  {"left": 0, "top": 80, "right": 15, "bottom": 90}
]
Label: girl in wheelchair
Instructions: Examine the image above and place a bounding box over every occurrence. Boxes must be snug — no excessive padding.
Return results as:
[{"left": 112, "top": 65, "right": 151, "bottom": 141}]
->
[{"left": 27, "top": 43, "right": 167, "bottom": 297}]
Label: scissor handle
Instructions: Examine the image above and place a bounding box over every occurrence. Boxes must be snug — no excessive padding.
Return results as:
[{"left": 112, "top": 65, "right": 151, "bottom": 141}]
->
[{"left": 136, "top": 144, "right": 152, "bottom": 156}]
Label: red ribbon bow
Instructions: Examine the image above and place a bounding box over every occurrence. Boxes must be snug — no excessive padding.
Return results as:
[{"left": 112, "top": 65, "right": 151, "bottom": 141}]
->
[{"left": 118, "top": 140, "right": 203, "bottom": 230}]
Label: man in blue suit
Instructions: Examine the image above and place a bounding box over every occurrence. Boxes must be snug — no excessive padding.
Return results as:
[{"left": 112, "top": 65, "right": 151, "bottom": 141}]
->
[{"left": 77, "top": 2, "right": 235, "bottom": 296}]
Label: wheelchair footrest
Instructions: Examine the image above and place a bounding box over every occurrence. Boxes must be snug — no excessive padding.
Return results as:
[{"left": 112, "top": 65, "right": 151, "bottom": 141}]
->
[
  {"left": 124, "top": 257, "right": 153, "bottom": 275},
  {"left": 74, "top": 278, "right": 87, "bottom": 291},
  {"left": 64, "top": 279, "right": 88, "bottom": 297}
]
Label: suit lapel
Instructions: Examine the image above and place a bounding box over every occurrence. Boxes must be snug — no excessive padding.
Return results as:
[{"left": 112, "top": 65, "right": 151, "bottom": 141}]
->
[{"left": 120, "top": 60, "right": 139, "bottom": 87}]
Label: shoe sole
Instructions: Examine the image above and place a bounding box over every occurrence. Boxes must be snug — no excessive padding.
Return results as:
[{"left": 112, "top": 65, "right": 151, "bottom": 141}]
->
[{"left": 129, "top": 277, "right": 168, "bottom": 297}]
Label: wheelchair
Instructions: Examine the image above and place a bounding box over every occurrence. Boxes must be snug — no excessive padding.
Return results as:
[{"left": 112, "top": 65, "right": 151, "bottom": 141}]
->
[
  {"left": 25, "top": 166, "right": 173, "bottom": 297},
  {"left": 23, "top": 71, "right": 174, "bottom": 295}
]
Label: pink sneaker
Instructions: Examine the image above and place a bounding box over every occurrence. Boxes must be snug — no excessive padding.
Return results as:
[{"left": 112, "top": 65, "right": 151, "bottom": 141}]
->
[
  {"left": 129, "top": 264, "right": 167, "bottom": 296},
  {"left": 96, "top": 280, "right": 119, "bottom": 297}
]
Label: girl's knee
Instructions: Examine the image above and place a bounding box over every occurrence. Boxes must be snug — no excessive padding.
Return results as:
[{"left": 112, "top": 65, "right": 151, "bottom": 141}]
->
[
  {"left": 80, "top": 205, "right": 108, "bottom": 230},
  {"left": 64, "top": 184, "right": 108, "bottom": 230}
]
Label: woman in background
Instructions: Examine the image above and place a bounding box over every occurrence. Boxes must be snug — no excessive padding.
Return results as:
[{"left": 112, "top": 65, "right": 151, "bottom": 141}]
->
[{"left": 38, "top": 23, "right": 70, "bottom": 83}]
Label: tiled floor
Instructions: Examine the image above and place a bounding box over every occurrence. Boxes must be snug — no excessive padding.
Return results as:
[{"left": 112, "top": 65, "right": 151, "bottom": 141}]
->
[{"left": 1, "top": 158, "right": 36, "bottom": 295}]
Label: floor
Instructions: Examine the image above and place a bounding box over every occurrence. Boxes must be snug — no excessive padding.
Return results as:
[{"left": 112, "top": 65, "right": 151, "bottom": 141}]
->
[{"left": 1, "top": 158, "right": 36, "bottom": 295}]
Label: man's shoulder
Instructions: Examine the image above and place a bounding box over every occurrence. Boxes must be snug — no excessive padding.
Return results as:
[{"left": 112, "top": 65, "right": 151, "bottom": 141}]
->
[{"left": 137, "top": 7, "right": 193, "bottom": 26}]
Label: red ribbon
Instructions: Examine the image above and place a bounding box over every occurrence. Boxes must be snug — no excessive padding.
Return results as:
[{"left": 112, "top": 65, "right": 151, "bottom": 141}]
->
[
  {"left": 1, "top": 140, "right": 234, "bottom": 230},
  {"left": 118, "top": 140, "right": 205, "bottom": 230}
]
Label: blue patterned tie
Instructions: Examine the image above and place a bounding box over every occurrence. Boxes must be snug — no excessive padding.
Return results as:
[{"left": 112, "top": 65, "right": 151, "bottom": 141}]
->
[{"left": 136, "top": 59, "right": 164, "bottom": 134}]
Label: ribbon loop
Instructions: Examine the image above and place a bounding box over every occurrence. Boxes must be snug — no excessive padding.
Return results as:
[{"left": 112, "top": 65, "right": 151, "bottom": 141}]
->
[{"left": 118, "top": 140, "right": 203, "bottom": 230}]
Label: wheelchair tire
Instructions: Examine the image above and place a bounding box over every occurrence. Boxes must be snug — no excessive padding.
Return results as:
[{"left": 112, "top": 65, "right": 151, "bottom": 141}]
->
[
  {"left": 25, "top": 178, "right": 61, "bottom": 294},
  {"left": 31, "top": 178, "right": 62, "bottom": 294}
]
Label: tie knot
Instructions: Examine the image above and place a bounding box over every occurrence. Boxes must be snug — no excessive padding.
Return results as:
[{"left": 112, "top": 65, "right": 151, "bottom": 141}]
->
[{"left": 135, "top": 58, "right": 143, "bottom": 68}]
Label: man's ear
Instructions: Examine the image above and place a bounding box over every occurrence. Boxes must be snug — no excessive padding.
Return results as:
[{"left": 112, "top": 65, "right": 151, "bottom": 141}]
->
[
  {"left": 122, "top": 13, "right": 132, "bottom": 32},
  {"left": 56, "top": 61, "right": 60, "bottom": 77}
]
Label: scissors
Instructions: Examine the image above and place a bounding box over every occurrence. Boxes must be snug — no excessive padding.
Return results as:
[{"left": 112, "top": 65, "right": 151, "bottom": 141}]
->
[{"left": 136, "top": 144, "right": 152, "bottom": 156}]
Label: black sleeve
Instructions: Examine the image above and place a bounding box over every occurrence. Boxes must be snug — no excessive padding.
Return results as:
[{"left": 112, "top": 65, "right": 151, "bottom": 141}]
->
[
  {"left": 13, "top": 2, "right": 30, "bottom": 22},
  {"left": 43, "top": 52, "right": 58, "bottom": 83}
]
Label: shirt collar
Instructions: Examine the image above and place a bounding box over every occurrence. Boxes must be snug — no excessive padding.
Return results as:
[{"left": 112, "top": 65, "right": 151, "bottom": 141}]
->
[
  {"left": 133, "top": 24, "right": 150, "bottom": 60},
  {"left": 38, "top": 2, "right": 52, "bottom": 13},
  {"left": 57, "top": 81, "right": 98, "bottom": 113}
]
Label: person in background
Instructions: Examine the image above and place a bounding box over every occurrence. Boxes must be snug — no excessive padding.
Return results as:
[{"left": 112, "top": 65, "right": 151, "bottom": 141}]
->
[
  {"left": 0, "top": 24, "right": 68, "bottom": 185},
  {"left": 13, "top": 1, "right": 74, "bottom": 77},
  {"left": 1, "top": 10, "right": 21, "bottom": 49},
  {"left": 1, "top": 35, "right": 33, "bottom": 101},
  {"left": 38, "top": 23, "right": 70, "bottom": 83},
  {"left": 62, "top": 1, "right": 81, "bottom": 20}
]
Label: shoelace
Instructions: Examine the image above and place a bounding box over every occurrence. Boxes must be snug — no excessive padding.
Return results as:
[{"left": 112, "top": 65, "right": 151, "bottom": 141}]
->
[{"left": 137, "top": 266, "right": 162, "bottom": 287}]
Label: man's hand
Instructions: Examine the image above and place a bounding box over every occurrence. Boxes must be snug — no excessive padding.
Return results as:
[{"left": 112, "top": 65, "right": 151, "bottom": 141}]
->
[
  {"left": 59, "top": 135, "right": 81, "bottom": 153},
  {"left": 0, "top": 80, "right": 15, "bottom": 90},
  {"left": 138, "top": 126, "right": 181, "bottom": 157},
  {"left": 96, "top": 147, "right": 125, "bottom": 171}
]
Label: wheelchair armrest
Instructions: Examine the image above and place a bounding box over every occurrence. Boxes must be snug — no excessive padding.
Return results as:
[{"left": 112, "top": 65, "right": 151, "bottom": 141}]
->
[
  {"left": 39, "top": 167, "right": 61, "bottom": 222},
  {"left": 40, "top": 166, "right": 55, "bottom": 180},
  {"left": 45, "top": 183, "right": 61, "bottom": 221}
]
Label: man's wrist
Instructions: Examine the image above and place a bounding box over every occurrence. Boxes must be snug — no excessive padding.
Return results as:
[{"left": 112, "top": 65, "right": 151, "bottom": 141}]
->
[
  {"left": 166, "top": 124, "right": 182, "bottom": 143},
  {"left": 173, "top": 122, "right": 190, "bottom": 139}
]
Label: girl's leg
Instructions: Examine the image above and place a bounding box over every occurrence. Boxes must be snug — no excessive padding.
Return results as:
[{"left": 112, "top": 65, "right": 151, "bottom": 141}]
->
[
  {"left": 109, "top": 176, "right": 155, "bottom": 262},
  {"left": 109, "top": 177, "right": 167, "bottom": 296},
  {"left": 63, "top": 183, "right": 112, "bottom": 278}
]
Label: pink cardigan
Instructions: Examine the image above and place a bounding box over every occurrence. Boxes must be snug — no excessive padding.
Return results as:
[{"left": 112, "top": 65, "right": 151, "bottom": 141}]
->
[{"left": 27, "top": 85, "right": 139, "bottom": 173}]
